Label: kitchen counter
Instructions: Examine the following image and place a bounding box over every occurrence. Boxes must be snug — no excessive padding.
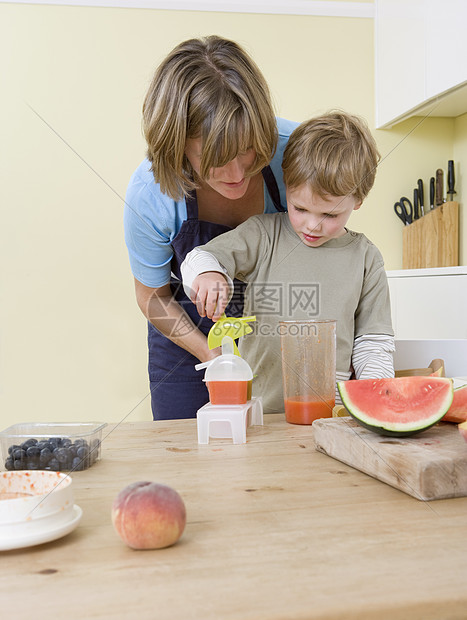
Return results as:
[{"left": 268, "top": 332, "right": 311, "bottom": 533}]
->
[{"left": 2, "top": 415, "right": 467, "bottom": 619}]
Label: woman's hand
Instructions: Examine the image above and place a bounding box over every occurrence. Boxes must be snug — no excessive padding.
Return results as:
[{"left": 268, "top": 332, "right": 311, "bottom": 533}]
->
[{"left": 190, "top": 272, "right": 231, "bottom": 321}]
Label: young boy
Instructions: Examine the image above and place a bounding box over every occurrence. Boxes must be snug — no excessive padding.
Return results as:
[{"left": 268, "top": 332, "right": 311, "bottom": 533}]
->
[{"left": 181, "top": 111, "right": 394, "bottom": 412}]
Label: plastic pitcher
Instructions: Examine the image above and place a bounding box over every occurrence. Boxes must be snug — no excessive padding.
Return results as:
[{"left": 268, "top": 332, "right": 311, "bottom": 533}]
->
[{"left": 279, "top": 320, "right": 336, "bottom": 424}]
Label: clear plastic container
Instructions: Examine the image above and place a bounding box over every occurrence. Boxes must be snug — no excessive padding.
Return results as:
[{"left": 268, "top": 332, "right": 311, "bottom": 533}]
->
[
  {"left": 0, "top": 422, "right": 107, "bottom": 472},
  {"left": 197, "top": 337, "right": 253, "bottom": 405},
  {"left": 280, "top": 320, "right": 336, "bottom": 424}
]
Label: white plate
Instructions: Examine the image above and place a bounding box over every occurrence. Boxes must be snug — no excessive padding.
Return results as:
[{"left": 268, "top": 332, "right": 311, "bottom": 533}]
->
[{"left": 0, "top": 504, "right": 82, "bottom": 551}]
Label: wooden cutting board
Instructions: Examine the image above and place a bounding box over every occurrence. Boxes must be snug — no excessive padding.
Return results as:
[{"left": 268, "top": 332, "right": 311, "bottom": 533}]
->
[{"left": 312, "top": 417, "right": 467, "bottom": 501}]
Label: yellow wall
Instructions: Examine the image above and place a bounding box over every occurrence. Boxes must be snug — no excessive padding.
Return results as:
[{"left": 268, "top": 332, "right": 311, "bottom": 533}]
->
[{"left": 0, "top": 4, "right": 464, "bottom": 427}]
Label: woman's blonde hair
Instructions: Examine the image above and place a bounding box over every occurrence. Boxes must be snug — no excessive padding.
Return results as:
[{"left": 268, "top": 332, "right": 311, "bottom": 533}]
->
[
  {"left": 282, "top": 111, "right": 380, "bottom": 203},
  {"left": 143, "top": 35, "right": 277, "bottom": 199}
]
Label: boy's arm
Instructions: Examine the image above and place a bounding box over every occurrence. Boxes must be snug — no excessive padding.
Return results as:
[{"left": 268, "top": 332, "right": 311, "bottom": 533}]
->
[
  {"left": 181, "top": 248, "right": 234, "bottom": 296},
  {"left": 181, "top": 215, "right": 270, "bottom": 320},
  {"left": 352, "top": 244, "right": 395, "bottom": 380},
  {"left": 181, "top": 248, "right": 234, "bottom": 321},
  {"left": 351, "top": 334, "right": 395, "bottom": 380}
]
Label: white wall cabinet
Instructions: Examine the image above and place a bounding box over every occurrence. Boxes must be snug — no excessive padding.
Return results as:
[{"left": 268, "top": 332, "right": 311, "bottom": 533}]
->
[
  {"left": 425, "top": 0, "right": 467, "bottom": 98},
  {"left": 387, "top": 266, "right": 467, "bottom": 339},
  {"left": 375, "top": 0, "right": 467, "bottom": 128}
]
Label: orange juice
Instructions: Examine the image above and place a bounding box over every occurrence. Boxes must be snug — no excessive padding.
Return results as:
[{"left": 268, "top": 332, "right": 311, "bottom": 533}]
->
[
  {"left": 284, "top": 397, "right": 334, "bottom": 425},
  {"left": 207, "top": 381, "right": 249, "bottom": 405}
]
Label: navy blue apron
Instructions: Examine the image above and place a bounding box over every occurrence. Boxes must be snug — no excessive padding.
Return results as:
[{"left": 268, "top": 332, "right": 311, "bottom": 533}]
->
[{"left": 148, "top": 166, "right": 285, "bottom": 420}]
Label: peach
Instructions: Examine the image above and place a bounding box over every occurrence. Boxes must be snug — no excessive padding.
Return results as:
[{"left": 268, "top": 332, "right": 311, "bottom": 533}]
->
[
  {"left": 459, "top": 421, "right": 467, "bottom": 444},
  {"left": 111, "top": 481, "right": 186, "bottom": 550}
]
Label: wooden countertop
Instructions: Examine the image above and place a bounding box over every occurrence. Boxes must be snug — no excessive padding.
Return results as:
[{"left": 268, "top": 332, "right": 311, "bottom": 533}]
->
[{"left": 2, "top": 415, "right": 467, "bottom": 619}]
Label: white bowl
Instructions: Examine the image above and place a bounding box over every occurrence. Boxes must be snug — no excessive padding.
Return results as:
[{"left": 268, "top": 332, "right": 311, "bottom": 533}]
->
[{"left": 0, "top": 470, "right": 75, "bottom": 536}]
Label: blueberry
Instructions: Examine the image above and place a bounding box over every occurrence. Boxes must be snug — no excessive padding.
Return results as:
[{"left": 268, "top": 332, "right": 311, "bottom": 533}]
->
[
  {"left": 71, "top": 456, "right": 85, "bottom": 471},
  {"left": 12, "top": 448, "right": 26, "bottom": 461},
  {"left": 26, "top": 446, "right": 41, "bottom": 458},
  {"left": 47, "top": 458, "right": 60, "bottom": 471},
  {"left": 77, "top": 445, "right": 89, "bottom": 459},
  {"left": 36, "top": 441, "right": 48, "bottom": 450},
  {"left": 8, "top": 444, "right": 21, "bottom": 455},
  {"left": 27, "top": 461, "right": 40, "bottom": 470},
  {"left": 40, "top": 448, "right": 52, "bottom": 464},
  {"left": 5, "top": 458, "right": 14, "bottom": 470},
  {"left": 14, "top": 459, "right": 25, "bottom": 470},
  {"left": 54, "top": 448, "right": 69, "bottom": 463},
  {"left": 22, "top": 438, "right": 38, "bottom": 449},
  {"left": 60, "top": 438, "right": 72, "bottom": 448}
]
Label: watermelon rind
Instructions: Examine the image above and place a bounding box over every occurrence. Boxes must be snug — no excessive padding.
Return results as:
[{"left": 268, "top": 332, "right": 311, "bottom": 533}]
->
[
  {"left": 337, "top": 377, "right": 454, "bottom": 437},
  {"left": 442, "top": 383, "right": 467, "bottom": 423}
]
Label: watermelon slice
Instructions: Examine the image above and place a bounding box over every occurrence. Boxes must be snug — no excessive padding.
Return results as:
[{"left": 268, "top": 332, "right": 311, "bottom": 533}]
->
[
  {"left": 442, "top": 384, "right": 467, "bottom": 424},
  {"left": 338, "top": 376, "right": 453, "bottom": 437}
]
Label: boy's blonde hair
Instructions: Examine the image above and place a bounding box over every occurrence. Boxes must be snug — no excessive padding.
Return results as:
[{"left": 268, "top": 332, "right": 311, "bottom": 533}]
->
[
  {"left": 282, "top": 111, "right": 380, "bottom": 203},
  {"left": 143, "top": 35, "right": 277, "bottom": 200}
]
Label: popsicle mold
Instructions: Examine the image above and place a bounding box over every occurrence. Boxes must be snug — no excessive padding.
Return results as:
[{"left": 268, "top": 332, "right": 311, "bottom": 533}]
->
[
  {"left": 197, "top": 337, "right": 254, "bottom": 405},
  {"left": 196, "top": 397, "right": 263, "bottom": 444}
]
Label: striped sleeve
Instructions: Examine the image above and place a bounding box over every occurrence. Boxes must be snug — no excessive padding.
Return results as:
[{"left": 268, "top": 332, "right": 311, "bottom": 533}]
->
[
  {"left": 181, "top": 248, "right": 234, "bottom": 301},
  {"left": 335, "top": 335, "right": 395, "bottom": 406},
  {"left": 351, "top": 334, "right": 395, "bottom": 380}
]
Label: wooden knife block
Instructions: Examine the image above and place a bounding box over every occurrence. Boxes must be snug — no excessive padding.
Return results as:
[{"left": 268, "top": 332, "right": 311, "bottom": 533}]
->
[{"left": 402, "top": 201, "right": 458, "bottom": 269}]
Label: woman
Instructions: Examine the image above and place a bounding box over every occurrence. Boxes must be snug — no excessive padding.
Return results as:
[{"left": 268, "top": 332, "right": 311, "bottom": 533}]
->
[{"left": 124, "top": 35, "right": 297, "bottom": 420}]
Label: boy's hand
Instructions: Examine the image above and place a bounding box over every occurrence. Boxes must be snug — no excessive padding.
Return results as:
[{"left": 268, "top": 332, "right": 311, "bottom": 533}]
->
[{"left": 190, "top": 272, "right": 231, "bottom": 321}]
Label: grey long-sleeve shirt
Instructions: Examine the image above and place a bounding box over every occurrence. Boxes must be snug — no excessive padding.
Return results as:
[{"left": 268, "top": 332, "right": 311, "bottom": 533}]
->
[{"left": 182, "top": 212, "right": 394, "bottom": 412}]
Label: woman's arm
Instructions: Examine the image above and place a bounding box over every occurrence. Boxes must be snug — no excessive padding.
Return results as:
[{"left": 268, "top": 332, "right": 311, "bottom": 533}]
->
[{"left": 134, "top": 279, "right": 218, "bottom": 363}]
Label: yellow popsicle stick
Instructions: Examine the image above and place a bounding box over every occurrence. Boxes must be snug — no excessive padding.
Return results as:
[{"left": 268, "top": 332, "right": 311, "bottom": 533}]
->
[{"left": 207, "top": 315, "right": 256, "bottom": 356}]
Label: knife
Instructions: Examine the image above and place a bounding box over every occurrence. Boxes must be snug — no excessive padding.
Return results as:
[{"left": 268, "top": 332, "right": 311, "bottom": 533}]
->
[
  {"left": 413, "top": 188, "right": 419, "bottom": 219},
  {"left": 417, "top": 179, "right": 425, "bottom": 216},
  {"left": 429, "top": 177, "right": 435, "bottom": 210},
  {"left": 435, "top": 169, "right": 444, "bottom": 207},
  {"left": 447, "top": 160, "right": 456, "bottom": 202}
]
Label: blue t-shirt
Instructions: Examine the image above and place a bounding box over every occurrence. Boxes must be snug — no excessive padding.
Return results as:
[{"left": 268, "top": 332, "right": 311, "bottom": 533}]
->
[{"left": 124, "top": 117, "right": 298, "bottom": 288}]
